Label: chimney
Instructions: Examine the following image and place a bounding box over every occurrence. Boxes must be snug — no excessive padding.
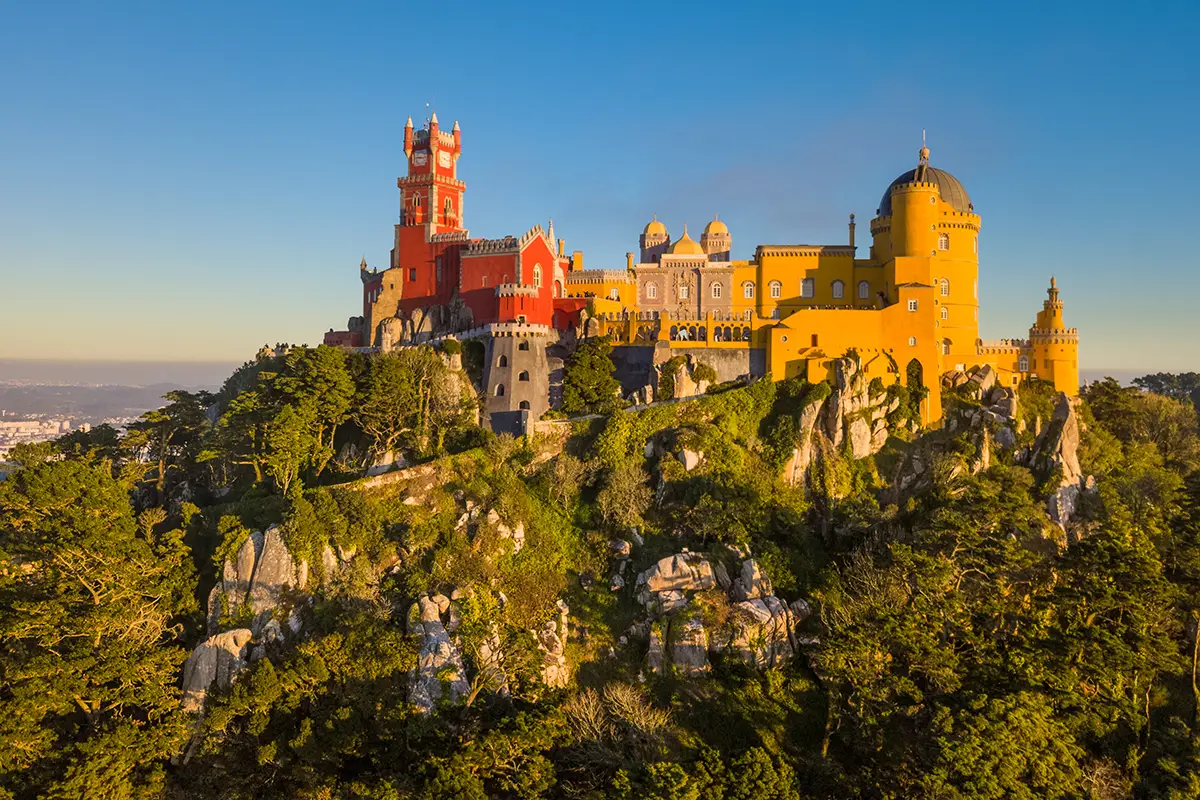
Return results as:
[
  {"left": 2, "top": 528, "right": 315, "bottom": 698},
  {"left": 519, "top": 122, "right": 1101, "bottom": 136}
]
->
[
  {"left": 626, "top": 252, "right": 634, "bottom": 270},
  {"left": 848, "top": 213, "right": 856, "bottom": 249},
  {"left": 571, "top": 250, "right": 584, "bottom": 272}
]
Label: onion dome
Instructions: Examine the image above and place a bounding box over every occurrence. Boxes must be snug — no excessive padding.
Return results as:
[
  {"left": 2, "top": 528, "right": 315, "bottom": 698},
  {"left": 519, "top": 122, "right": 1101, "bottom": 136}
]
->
[
  {"left": 878, "top": 143, "right": 971, "bottom": 216},
  {"left": 643, "top": 213, "right": 668, "bottom": 237},
  {"left": 703, "top": 214, "right": 728, "bottom": 236},
  {"left": 668, "top": 224, "right": 705, "bottom": 255}
]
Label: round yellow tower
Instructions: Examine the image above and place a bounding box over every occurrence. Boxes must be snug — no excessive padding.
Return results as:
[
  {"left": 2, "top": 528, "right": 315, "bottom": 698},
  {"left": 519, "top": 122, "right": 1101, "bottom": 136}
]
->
[
  {"left": 873, "top": 141, "right": 982, "bottom": 369},
  {"left": 1029, "top": 277, "right": 1079, "bottom": 393}
]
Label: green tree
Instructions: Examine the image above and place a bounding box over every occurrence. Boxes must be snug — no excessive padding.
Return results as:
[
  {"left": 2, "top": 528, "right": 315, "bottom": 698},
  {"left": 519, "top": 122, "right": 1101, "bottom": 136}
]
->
[
  {"left": 0, "top": 460, "right": 196, "bottom": 799},
  {"left": 274, "top": 345, "right": 355, "bottom": 477},
  {"left": 121, "top": 389, "right": 212, "bottom": 503},
  {"left": 562, "top": 335, "right": 621, "bottom": 414}
]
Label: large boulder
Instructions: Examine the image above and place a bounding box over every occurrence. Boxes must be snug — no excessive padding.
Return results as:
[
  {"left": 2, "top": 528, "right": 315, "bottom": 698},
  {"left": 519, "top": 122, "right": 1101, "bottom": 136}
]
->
[
  {"left": 638, "top": 553, "right": 716, "bottom": 595},
  {"left": 731, "top": 559, "right": 772, "bottom": 602},
  {"left": 725, "top": 597, "right": 794, "bottom": 669},
  {"left": 408, "top": 594, "right": 470, "bottom": 714},
  {"left": 536, "top": 600, "right": 570, "bottom": 688},
  {"left": 669, "top": 616, "right": 710, "bottom": 676},
  {"left": 247, "top": 526, "right": 297, "bottom": 616},
  {"left": 181, "top": 629, "right": 253, "bottom": 713},
  {"left": 1029, "top": 393, "right": 1093, "bottom": 528}
]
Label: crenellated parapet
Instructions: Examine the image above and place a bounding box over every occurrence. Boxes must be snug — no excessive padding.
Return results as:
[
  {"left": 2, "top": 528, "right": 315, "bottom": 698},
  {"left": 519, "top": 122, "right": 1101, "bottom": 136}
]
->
[
  {"left": 430, "top": 231, "right": 471, "bottom": 243},
  {"left": 496, "top": 284, "right": 538, "bottom": 298},
  {"left": 756, "top": 245, "right": 855, "bottom": 259},
  {"left": 464, "top": 236, "right": 520, "bottom": 256},
  {"left": 566, "top": 270, "right": 636, "bottom": 285}
]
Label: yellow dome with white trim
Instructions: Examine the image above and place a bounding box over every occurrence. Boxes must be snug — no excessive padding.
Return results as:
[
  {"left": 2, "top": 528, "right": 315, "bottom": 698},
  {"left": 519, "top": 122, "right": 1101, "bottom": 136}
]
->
[
  {"left": 643, "top": 214, "right": 668, "bottom": 237},
  {"left": 703, "top": 215, "right": 728, "bottom": 236}
]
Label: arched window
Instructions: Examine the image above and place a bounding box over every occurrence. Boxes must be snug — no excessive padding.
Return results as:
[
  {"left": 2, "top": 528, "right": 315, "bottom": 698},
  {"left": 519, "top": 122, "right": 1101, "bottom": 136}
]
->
[
  {"left": 907, "top": 299, "right": 918, "bottom": 312},
  {"left": 832, "top": 280, "right": 845, "bottom": 299},
  {"left": 518, "top": 371, "right": 530, "bottom": 382},
  {"left": 680, "top": 284, "right": 690, "bottom": 299},
  {"left": 1018, "top": 355, "right": 1029, "bottom": 372},
  {"left": 444, "top": 196, "right": 454, "bottom": 222},
  {"left": 940, "top": 307, "right": 949, "bottom": 321},
  {"left": 518, "top": 340, "right": 530, "bottom": 351},
  {"left": 519, "top": 400, "right": 531, "bottom": 410},
  {"left": 769, "top": 280, "right": 782, "bottom": 299},
  {"left": 801, "top": 278, "right": 814, "bottom": 298},
  {"left": 908, "top": 336, "right": 917, "bottom": 346},
  {"left": 743, "top": 281, "right": 754, "bottom": 299},
  {"left": 858, "top": 280, "right": 870, "bottom": 299},
  {"left": 938, "top": 233, "right": 950, "bottom": 251},
  {"left": 942, "top": 339, "right": 952, "bottom": 355},
  {"left": 482, "top": 275, "right": 489, "bottom": 288},
  {"left": 608, "top": 288, "right": 619, "bottom": 300},
  {"left": 533, "top": 265, "right": 542, "bottom": 288},
  {"left": 498, "top": 355, "right": 508, "bottom": 367},
  {"left": 647, "top": 283, "right": 657, "bottom": 299},
  {"left": 940, "top": 278, "right": 950, "bottom": 296},
  {"left": 711, "top": 282, "right": 722, "bottom": 299},
  {"left": 495, "top": 384, "right": 505, "bottom": 397},
  {"left": 555, "top": 281, "right": 563, "bottom": 298}
]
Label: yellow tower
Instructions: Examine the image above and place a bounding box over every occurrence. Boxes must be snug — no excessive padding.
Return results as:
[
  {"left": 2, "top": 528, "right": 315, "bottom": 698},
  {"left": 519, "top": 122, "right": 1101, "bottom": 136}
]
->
[
  {"left": 1029, "top": 277, "right": 1079, "bottom": 394},
  {"left": 874, "top": 139, "right": 982, "bottom": 374}
]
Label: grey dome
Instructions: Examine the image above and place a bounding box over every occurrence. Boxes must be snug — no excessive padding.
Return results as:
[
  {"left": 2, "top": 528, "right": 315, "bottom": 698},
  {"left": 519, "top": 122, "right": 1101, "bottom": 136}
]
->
[{"left": 878, "top": 166, "right": 972, "bottom": 216}]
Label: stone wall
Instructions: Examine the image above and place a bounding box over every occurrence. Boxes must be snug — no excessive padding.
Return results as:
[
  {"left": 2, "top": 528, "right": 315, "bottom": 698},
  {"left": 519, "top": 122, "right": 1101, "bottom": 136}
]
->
[{"left": 610, "top": 344, "right": 765, "bottom": 394}]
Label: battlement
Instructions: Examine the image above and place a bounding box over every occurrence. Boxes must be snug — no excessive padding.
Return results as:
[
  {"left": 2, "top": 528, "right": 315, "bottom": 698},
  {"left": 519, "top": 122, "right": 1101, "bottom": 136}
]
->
[
  {"left": 978, "top": 339, "right": 1031, "bottom": 354},
  {"left": 518, "top": 224, "right": 550, "bottom": 250},
  {"left": 430, "top": 231, "right": 471, "bottom": 243},
  {"left": 464, "top": 236, "right": 519, "bottom": 256},
  {"left": 756, "top": 245, "right": 855, "bottom": 259},
  {"left": 1030, "top": 327, "right": 1078, "bottom": 340},
  {"left": 398, "top": 173, "right": 465, "bottom": 189},
  {"left": 496, "top": 284, "right": 538, "bottom": 297},
  {"left": 565, "top": 270, "right": 635, "bottom": 284}
]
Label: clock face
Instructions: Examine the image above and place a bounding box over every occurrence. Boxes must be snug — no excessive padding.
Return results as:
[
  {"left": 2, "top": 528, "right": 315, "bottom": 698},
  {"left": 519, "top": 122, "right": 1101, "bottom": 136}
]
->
[
  {"left": 438, "top": 150, "right": 451, "bottom": 168},
  {"left": 412, "top": 151, "right": 428, "bottom": 166}
]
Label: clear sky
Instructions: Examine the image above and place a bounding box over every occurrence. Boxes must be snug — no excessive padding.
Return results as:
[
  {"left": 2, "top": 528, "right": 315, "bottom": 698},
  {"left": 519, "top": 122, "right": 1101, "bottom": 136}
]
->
[{"left": 1, "top": 1, "right": 1197, "bottom": 370}]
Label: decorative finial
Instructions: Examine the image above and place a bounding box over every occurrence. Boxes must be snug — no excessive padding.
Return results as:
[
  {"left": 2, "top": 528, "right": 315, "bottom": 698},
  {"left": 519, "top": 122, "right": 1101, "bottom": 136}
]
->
[
  {"left": 653, "top": 212, "right": 657, "bottom": 221},
  {"left": 683, "top": 222, "right": 689, "bottom": 236},
  {"left": 405, "top": 115, "right": 413, "bottom": 128},
  {"left": 452, "top": 119, "right": 460, "bottom": 131},
  {"left": 849, "top": 212, "right": 855, "bottom": 221},
  {"left": 430, "top": 111, "right": 438, "bottom": 125},
  {"left": 919, "top": 129, "right": 930, "bottom": 165},
  {"left": 713, "top": 213, "right": 719, "bottom": 221},
  {"left": 360, "top": 255, "right": 367, "bottom": 269}
]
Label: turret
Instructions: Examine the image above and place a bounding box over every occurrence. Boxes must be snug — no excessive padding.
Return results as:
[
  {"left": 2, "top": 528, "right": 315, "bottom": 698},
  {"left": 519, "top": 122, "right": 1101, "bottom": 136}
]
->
[
  {"left": 640, "top": 214, "right": 670, "bottom": 263},
  {"left": 403, "top": 116, "right": 413, "bottom": 159},
  {"left": 848, "top": 213, "right": 856, "bottom": 250},
  {"left": 700, "top": 214, "right": 731, "bottom": 261},
  {"left": 1028, "top": 277, "right": 1078, "bottom": 394},
  {"left": 452, "top": 119, "right": 461, "bottom": 153}
]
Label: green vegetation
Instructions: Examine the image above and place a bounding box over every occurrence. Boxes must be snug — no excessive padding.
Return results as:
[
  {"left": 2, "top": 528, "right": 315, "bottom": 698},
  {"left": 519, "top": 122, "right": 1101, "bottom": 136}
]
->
[
  {"left": 561, "top": 335, "right": 622, "bottom": 415},
  {"left": 5, "top": 361, "right": 1200, "bottom": 799}
]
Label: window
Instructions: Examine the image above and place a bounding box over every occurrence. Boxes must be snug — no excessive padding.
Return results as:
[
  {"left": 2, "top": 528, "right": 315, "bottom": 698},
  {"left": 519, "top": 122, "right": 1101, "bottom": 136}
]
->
[
  {"left": 942, "top": 339, "right": 951, "bottom": 355},
  {"left": 941, "top": 307, "right": 949, "bottom": 320},
  {"left": 1018, "top": 355, "right": 1029, "bottom": 372},
  {"left": 533, "top": 265, "right": 542, "bottom": 288},
  {"left": 743, "top": 281, "right": 754, "bottom": 299},
  {"left": 974, "top": 236, "right": 979, "bottom": 255},
  {"left": 769, "top": 280, "right": 782, "bottom": 299},
  {"left": 680, "top": 284, "right": 690, "bottom": 299},
  {"left": 518, "top": 371, "right": 530, "bottom": 382},
  {"left": 940, "top": 278, "right": 949, "bottom": 296},
  {"left": 711, "top": 282, "right": 722, "bottom": 299},
  {"left": 498, "top": 355, "right": 508, "bottom": 367},
  {"left": 519, "top": 401, "right": 530, "bottom": 410},
  {"left": 481, "top": 275, "right": 488, "bottom": 288},
  {"left": 609, "top": 288, "right": 619, "bottom": 300},
  {"left": 771, "top": 308, "right": 780, "bottom": 319},
  {"left": 647, "top": 283, "right": 658, "bottom": 299},
  {"left": 907, "top": 299, "right": 918, "bottom": 312},
  {"left": 858, "top": 280, "right": 869, "bottom": 299},
  {"left": 444, "top": 197, "right": 453, "bottom": 223},
  {"left": 409, "top": 268, "right": 417, "bottom": 281},
  {"left": 555, "top": 281, "right": 562, "bottom": 298},
  {"left": 832, "top": 280, "right": 845, "bottom": 299},
  {"left": 435, "top": 257, "right": 443, "bottom": 282},
  {"left": 801, "top": 278, "right": 814, "bottom": 298},
  {"left": 518, "top": 340, "right": 530, "bottom": 351},
  {"left": 908, "top": 336, "right": 917, "bottom": 346},
  {"left": 811, "top": 334, "right": 819, "bottom": 346},
  {"left": 938, "top": 233, "right": 949, "bottom": 251},
  {"left": 495, "top": 384, "right": 505, "bottom": 397}
]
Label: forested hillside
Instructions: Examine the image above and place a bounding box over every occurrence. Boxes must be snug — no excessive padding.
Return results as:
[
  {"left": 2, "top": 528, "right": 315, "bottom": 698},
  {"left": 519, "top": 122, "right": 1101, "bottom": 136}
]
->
[{"left": 3, "top": 344, "right": 1200, "bottom": 799}]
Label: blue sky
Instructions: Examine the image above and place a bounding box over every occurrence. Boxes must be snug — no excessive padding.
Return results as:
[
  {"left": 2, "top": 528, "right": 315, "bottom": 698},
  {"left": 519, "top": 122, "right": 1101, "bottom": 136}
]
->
[{"left": 1, "top": 1, "right": 1197, "bottom": 370}]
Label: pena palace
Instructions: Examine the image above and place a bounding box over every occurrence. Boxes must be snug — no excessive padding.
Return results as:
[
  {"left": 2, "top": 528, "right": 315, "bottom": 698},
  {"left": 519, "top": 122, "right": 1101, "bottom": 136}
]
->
[{"left": 323, "top": 112, "right": 1079, "bottom": 430}]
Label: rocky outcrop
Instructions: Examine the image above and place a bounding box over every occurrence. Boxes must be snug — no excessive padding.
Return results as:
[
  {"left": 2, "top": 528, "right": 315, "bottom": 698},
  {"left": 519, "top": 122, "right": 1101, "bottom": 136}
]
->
[
  {"left": 633, "top": 553, "right": 810, "bottom": 676},
  {"left": 207, "top": 526, "right": 310, "bottom": 636},
  {"left": 408, "top": 593, "right": 470, "bottom": 714},
  {"left": 784, "top": 357, "right": 900, "bottom": 487},
  {"left": 181, "top": 629, "right": 253, "bottom": 713},
  {"left": 536, "top": 600, "right": 570, "bottom": 688},
  {"left": 451, "top": 497, "right": 526, "bottom": 558},
  {"left": 1028, "top": 393, "right": 1095, "bottom": 528}
]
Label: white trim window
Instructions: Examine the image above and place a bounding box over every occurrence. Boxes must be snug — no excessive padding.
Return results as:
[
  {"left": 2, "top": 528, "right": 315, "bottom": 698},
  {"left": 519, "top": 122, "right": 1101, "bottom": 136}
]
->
[
  {"left": 533, "top": 265, "right": 542, "bottom": 288},
  {"left": 940, "top": 278, "right": 949, "bottom": 296},
  {"left": 832, "top": 280, "right": 845, "bottom": 299},
  {"left": 907, "top": 299, "right": 918, "bottom": 312},
  {"left": 743, "top": 281, "right": 755, "bottom": 299},
  {"left": 1018, "top": 354, "right": 1029, "bottom": 372},
  {"left": 938, "top": 233, "right": 950, "bottom": 251},
  {"left": 858, "top": 280, "right": 870, "bottom": 299},
  {"left": 769, "top": 280, "right": 782, "bottom": 299},
  {"left": 908, "top": 336, "right": 917, "bottom": 346},
  {"left": 711, "top": 282, "right": 722, "bottom": 299},
  {"left": 646, "top": 283, "right": 658, "bottom": 299},
  {"left": 941, "top": 307, "right": 949, "bottom": 320},
  {"left": 801, "top": 278, "right": 814, "bottom": 298},
  {"left": 680, "top": 284, "right": 690, "bottom": 299}
]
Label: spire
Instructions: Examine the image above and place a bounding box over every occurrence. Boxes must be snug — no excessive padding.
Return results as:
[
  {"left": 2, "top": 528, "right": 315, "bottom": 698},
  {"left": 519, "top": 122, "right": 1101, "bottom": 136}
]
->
[
  {"left": 405, "top": 116, "right": 413, "bottom": 129},
  {"left": 430, "top": 112, "right": 439, "bottom": 125},
  {"left": 919, "top": 129, "right": 930, "bottom": 164},
  {"left": 360, "top": 255, "right": 367, "bottom": 270},
  {"left": 452, "top": 119, "right": 460, "bottom": 131},
  {"left": 547, "top": 217, "right": 555, "bottom": 245}
]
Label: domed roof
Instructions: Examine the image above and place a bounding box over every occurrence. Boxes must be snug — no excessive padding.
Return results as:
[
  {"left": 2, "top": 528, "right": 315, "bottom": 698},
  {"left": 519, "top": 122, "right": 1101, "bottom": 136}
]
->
[
  {"left": 643, "top": 214, "right": 668, "bottom": 238},
  {"left": 879, "top": 165, "right": 971, "bottom": 217},
  {"left": 703, "top": 215, "right": 728, "bottom": 236},
  {"left": 669, "top": 226, "right": 705, "bottom": 256}
]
